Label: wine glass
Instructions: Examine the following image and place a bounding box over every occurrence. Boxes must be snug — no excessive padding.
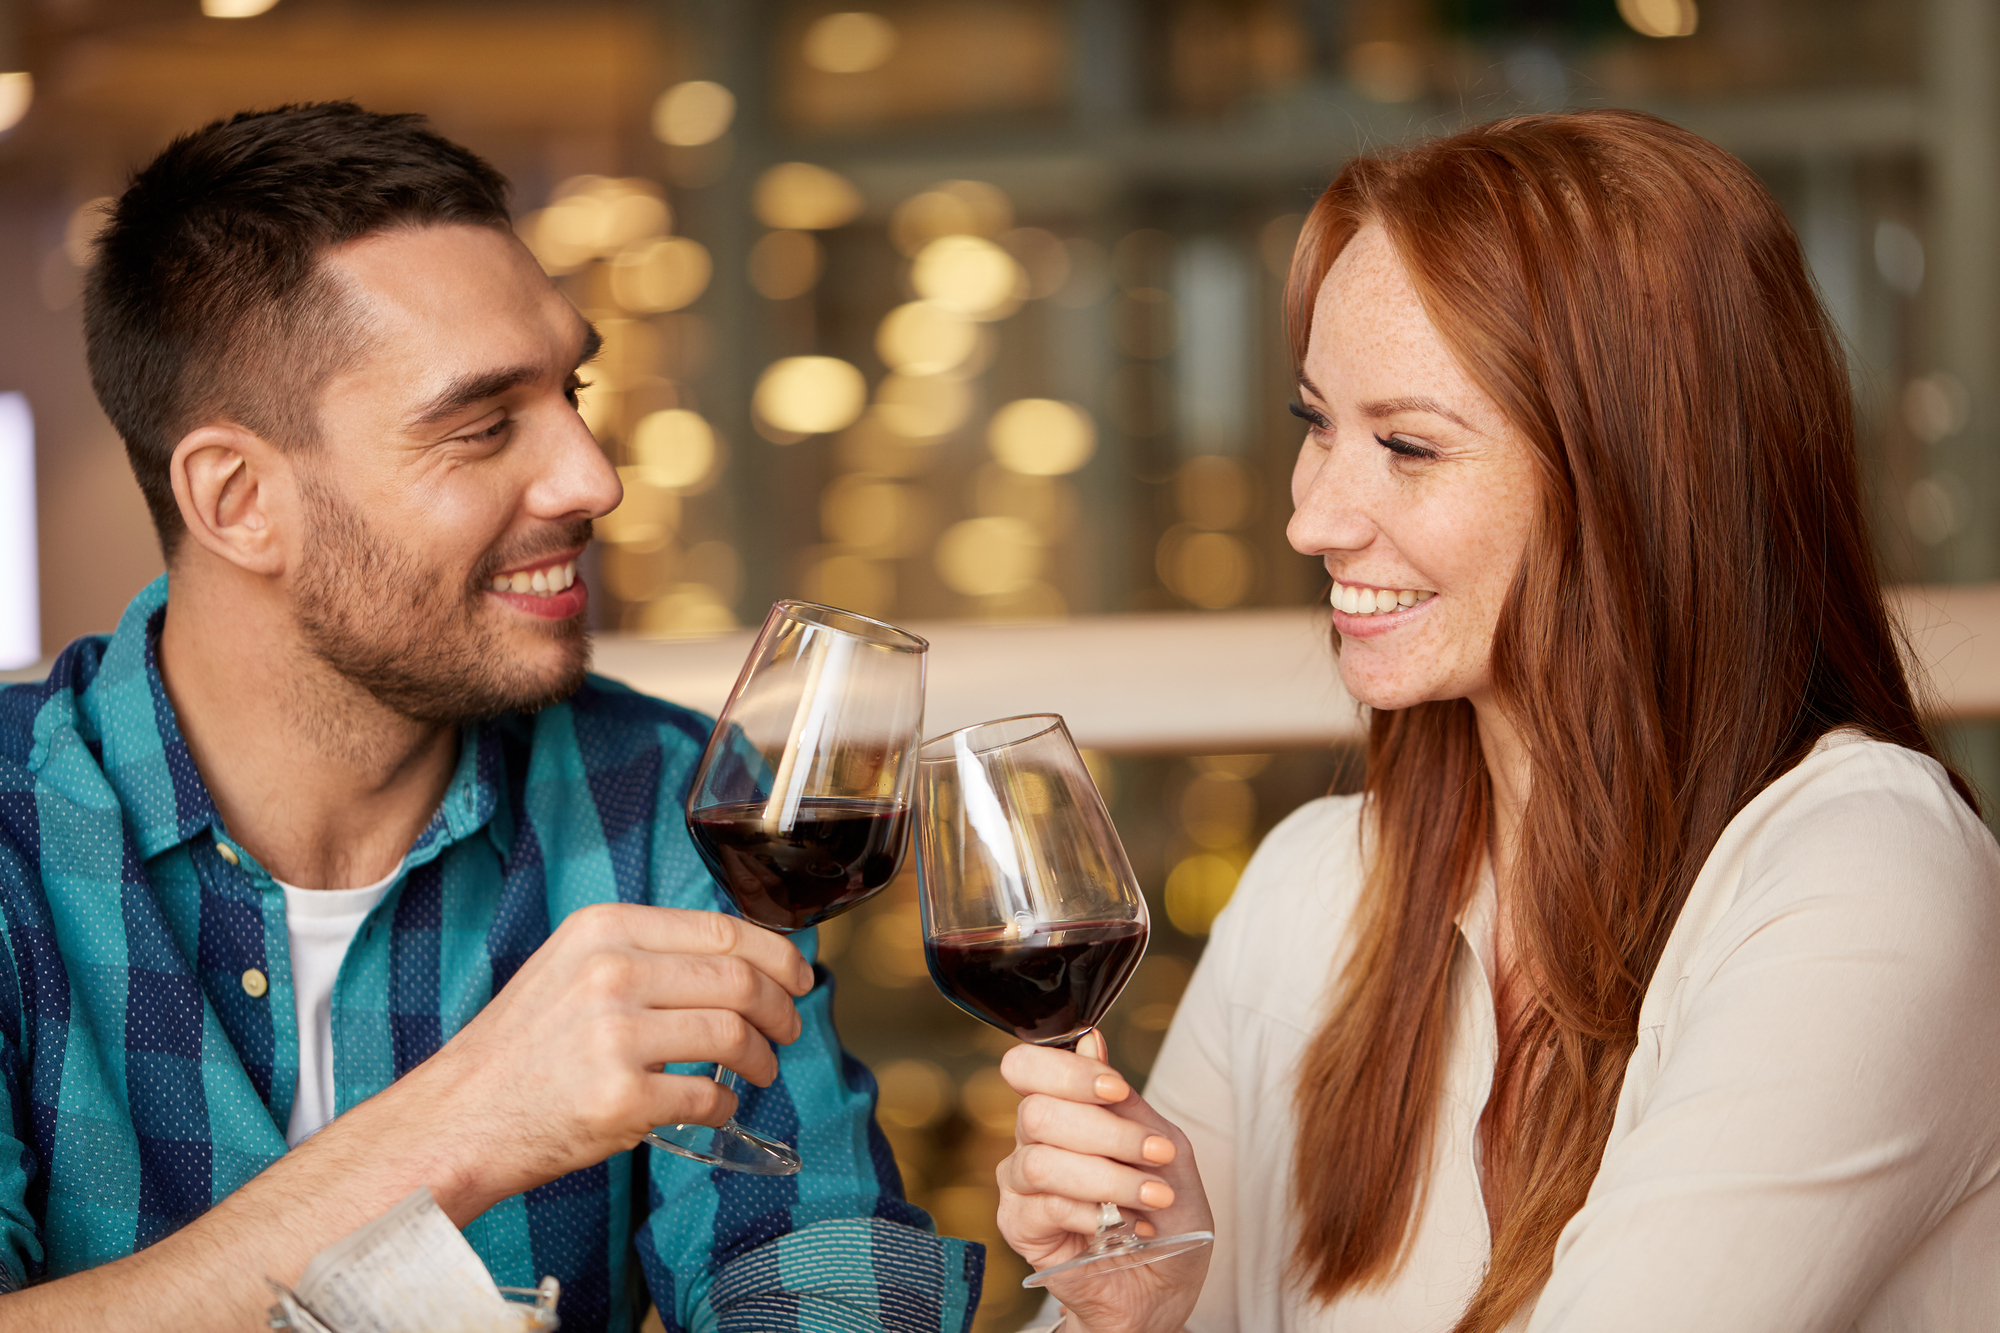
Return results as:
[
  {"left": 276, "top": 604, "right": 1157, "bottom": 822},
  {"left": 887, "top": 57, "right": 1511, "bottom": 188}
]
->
[
  {"left": 647, "top": 600, "right": 927, "bottom": 1175},
  {"left": 914, "top": 714, "right": 1214, "bottom": 1287}
]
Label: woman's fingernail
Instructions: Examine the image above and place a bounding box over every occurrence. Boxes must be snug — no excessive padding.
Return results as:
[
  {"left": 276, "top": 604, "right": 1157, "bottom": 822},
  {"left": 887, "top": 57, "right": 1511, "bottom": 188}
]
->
[
  {"left": 1139, "top": 1180, "right": 1173, "bottom": 1209},
  {"left": 1094, "top": 1074, "right": 1127, "bottom": 1101},
  {"left": 1142, "top": 1135, "right": 1174, "bottom": 1163}
]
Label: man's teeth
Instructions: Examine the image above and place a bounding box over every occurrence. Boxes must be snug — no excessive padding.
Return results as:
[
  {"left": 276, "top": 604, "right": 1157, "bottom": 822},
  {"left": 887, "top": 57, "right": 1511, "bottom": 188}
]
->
[
  {"left": 1331, "top": 581, "right": 1434, "bottom": 616},
  {"left": 489, "top": 561, "right": 577, "bottom": 597}
]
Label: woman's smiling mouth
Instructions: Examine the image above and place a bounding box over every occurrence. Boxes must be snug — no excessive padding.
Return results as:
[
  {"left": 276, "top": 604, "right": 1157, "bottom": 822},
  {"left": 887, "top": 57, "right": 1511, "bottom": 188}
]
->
[{"left": 1331, "top": 579, "right": 1435, "bottom": 616}]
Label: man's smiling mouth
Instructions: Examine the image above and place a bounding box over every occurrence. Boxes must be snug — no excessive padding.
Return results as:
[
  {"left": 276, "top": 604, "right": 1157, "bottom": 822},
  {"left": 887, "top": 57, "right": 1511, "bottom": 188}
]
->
[{"left": 487, "top": 557, "right": 578, "bottom": 598}]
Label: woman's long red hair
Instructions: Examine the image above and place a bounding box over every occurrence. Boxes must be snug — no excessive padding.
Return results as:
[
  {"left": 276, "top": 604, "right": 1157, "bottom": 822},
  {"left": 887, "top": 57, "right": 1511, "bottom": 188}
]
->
[{"left": 1285, "top": 109, "right": 1976, "bottom": 1330}]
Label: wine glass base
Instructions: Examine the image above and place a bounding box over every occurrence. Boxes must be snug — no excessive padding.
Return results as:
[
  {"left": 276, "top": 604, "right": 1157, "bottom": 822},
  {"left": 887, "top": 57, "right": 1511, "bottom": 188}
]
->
[
  {"left": 1021, "top": 1230, "right": 1214, "bottom": 1288},
  {"left": 644, "top": 1121, "right": 801, "bottom": 1176}
]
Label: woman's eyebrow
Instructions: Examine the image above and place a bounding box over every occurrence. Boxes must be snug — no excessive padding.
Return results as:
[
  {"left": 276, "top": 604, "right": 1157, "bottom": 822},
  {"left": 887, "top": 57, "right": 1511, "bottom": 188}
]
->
[{"left": 1362, "top": 396, "right": 1474, "bottom": 431}]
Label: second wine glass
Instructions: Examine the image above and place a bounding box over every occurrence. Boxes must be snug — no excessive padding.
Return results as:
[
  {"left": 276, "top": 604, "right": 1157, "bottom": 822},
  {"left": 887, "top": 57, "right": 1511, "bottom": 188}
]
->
[
  {"left": 647, "top": 600, "right": 927, "bottom": 1175},
  {"left": 915, "top": 714, "right": 1214, "bottom": 1287}
]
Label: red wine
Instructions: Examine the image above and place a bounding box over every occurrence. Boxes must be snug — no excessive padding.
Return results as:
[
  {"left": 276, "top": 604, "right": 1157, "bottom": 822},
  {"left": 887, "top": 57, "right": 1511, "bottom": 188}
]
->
[
  {"left": 925, "top": 919, "right": 1147, "bottom": 1048},
  {"left": 689, "top": 798, "right": 910, "bottom": 933}
]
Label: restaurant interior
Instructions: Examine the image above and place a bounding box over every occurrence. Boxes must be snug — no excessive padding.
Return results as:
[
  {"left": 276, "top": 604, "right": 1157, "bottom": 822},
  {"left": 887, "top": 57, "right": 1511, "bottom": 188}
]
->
[{"left": 2, "top": 0, "right": 1997, "bottom": 1323}]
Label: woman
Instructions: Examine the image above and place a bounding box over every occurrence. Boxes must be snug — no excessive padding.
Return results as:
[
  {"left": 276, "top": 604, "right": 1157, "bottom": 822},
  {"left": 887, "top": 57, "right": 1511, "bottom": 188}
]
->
[{"left": 997, "top": 109, "right": 2000, "bottom": 1332}]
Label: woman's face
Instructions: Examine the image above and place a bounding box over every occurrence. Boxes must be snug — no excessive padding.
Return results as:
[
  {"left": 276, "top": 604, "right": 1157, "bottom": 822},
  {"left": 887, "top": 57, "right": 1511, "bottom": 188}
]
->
[{"left": 1287, "top": 224, "right": 1541, "bottom": 715}]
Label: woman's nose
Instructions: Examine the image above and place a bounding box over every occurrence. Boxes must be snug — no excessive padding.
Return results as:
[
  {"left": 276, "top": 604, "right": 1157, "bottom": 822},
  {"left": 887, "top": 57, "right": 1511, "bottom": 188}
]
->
[{"left": 1287, "top": 449, "right": 1375, "bottom": 557}]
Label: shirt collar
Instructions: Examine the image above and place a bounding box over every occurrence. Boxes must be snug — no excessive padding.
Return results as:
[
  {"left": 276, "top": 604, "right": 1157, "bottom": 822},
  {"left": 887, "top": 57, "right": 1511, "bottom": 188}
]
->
[{"left": 82, "top": 574, "right": 510, "bottom": 866}]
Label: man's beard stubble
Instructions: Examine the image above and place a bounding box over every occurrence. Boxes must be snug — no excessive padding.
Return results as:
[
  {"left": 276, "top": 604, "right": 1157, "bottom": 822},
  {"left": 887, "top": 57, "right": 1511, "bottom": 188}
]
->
[{"left": 292, "top": 476, "right": 593, "bottom": 726}]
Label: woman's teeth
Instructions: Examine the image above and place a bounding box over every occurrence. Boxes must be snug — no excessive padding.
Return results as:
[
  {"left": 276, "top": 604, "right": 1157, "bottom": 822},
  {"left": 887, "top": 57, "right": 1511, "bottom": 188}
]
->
[
  {"left": 1332, "top": 581, "right": 1434, "bottom": 616},
  {"left": 490, "top": 561, "right": 577, "bottom": 597}
]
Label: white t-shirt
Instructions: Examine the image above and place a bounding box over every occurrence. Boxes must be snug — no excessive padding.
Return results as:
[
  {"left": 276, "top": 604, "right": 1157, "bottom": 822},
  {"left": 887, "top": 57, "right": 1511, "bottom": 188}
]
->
[
  {"left": 1128, "top": 731, "right": 2000, "bottom": 1332},
  {"left": 276, "top": 864, "right": 402, "bottom": 1147}
]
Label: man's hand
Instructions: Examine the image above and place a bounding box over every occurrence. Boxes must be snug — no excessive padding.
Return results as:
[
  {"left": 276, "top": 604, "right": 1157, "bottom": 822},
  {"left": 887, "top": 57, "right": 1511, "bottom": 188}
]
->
[
  {"left": 0, "top": 904, "right": 813, "bottom": 1332},
  {"left": 392, "top": 902, "right": 815, "bottom": 1219}
]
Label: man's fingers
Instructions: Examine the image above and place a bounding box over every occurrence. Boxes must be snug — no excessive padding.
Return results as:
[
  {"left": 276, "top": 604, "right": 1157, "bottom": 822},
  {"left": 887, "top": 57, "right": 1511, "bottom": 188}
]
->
[
  {"left": 638, "top": 1008, "right": 784, "bottom": 1087},
  {"left": 647, "top": 1068, "right": 740, "bottom": 1128},
  {"left": 1000, "top": 1042, "right": 1128, "bottom": 1106},
  {"left": 604, "top": 951, "right": 803, "bottom": 1045},
  {"left": 570, "top": 903, "right": 814, "bottom": 996}
]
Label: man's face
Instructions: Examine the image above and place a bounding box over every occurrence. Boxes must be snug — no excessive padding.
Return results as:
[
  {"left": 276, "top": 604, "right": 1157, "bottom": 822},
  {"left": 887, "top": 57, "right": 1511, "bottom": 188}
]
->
[{"left": 289, "top": 224, "right": 620, "bottom": 724}]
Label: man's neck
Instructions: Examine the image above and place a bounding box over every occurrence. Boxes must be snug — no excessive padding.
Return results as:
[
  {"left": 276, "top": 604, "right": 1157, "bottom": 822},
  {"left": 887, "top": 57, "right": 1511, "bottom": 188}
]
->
[{"left": 156, "top": 568, "right": 460, "bottom": 891}]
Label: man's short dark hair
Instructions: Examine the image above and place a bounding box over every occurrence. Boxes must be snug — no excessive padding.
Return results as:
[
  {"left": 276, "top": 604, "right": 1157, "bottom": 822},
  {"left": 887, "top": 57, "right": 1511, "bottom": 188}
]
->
[{"left": 84, "top": 102, "right": 513, "bottom": 557}]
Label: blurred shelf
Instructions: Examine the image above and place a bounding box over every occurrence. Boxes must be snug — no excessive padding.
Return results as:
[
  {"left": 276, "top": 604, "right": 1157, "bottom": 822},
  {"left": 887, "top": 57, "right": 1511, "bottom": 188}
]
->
[
  {"left": 8, "top": 586, "right": 1996, "bottom": 747},
  {"left": 596, "top": 583, "right": 2000, "bottom": 753},
  {"left": 592, "top": 606, "right": 1364, "bottom": 753}
]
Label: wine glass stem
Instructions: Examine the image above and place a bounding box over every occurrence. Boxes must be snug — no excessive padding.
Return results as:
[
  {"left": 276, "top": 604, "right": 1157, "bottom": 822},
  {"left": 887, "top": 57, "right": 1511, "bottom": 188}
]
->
[
  {"left": 712, "top": 1064, "right": 742, "bottom": 1102},
  {"left": 1089, "top": 1200, "right": 1143, "bottom": 1252}
]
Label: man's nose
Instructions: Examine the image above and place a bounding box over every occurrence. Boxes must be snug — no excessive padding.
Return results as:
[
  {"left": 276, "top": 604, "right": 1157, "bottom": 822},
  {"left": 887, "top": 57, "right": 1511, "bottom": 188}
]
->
[{"left": 529, "top": 409, "right": 623, "bottom": 523}]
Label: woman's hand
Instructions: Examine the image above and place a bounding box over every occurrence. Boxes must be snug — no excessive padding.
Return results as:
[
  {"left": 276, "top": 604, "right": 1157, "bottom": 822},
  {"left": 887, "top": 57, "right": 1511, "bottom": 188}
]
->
[{"left": 996, "top": 1032, "right": 1212, "bottom": 1333}]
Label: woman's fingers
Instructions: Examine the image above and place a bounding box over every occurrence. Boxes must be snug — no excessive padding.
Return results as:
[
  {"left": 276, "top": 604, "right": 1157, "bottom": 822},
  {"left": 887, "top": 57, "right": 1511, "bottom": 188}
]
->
[
  {"left": 1016, "top": 1092, "right": 1174, "bottom": 1166},
  {"left": 997, "top": 1141, "right": 1175, "bottom": 1213},
  {"left": 1000, "top": 1041, "right": 1129, "bottom": 1105}
]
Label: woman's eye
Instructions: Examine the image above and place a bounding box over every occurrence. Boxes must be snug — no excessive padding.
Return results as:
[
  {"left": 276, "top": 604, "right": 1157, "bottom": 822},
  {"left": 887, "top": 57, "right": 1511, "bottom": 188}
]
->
[
  {"left": 1376, "top": 433, "right": 1431, "bottom": 459},
  {"left": 1288, "top": 400, "right": 1330, "bottom": 432}
]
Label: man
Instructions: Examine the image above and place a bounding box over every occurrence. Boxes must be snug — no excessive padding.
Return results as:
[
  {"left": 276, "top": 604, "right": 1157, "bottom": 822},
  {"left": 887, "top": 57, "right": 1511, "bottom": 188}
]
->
[{"left": 0, "top": 103, "right": 982, "bottom": 1331}]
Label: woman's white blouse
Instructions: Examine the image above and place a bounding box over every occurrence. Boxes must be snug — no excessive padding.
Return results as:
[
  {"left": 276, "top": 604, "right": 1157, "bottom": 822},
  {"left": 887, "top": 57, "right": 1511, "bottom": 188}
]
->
[{"left": 1144, "top": 731, "right": 2000, "bottom": 1331}]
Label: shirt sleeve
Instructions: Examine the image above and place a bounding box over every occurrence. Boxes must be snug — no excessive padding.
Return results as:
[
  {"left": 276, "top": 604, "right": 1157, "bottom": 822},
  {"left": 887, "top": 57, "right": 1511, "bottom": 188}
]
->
[
  {"left": 1530, "top": 756, "right": 2000, "bottom": 1331},
  {"left": 630, "top": 706, "right": 984, "bottom": 1332},
  {"left": 0, "top": 825, "right": 43, "bottom": 1291}
]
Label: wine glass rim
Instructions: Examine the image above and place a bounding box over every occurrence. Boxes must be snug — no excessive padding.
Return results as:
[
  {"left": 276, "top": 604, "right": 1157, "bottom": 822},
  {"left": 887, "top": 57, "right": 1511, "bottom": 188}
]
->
[
  {"left": 918, "top": 713, "right": 1067, "bottom": 760},
  {"left": 772, "top": 599, "right": 928, "bottom": 652}
]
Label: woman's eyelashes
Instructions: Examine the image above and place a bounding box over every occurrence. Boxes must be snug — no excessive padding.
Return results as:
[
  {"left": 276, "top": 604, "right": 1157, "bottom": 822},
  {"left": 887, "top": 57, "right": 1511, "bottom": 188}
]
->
[
  {"left": 1289, "top": 400, "right": 1330, "bottom": 432},
  {"left": 1289, "top": 401, "right": 1436, "bottom": 461},
  {"left": 1376, "top": 433, "right": 1433, "bottom": 460}
]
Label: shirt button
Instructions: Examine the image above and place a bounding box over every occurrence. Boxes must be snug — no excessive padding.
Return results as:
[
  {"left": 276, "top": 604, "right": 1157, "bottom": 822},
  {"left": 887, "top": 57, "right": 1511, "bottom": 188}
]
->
[
  {"left": 217, "top": 843, "right": 240, "bottom": 866},
  {"left": 241, "top": 968, "right": 268, "bottom": 998}
]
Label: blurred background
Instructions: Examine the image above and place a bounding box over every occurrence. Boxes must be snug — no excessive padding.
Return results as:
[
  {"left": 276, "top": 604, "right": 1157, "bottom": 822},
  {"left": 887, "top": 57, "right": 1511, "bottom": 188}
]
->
[{"left": 2, "top": 0, "right": 1998, "bottom": 1323}]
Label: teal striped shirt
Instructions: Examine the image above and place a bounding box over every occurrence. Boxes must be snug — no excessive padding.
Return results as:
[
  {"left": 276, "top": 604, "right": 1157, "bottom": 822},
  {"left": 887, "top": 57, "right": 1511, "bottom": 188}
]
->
[{"left": 0, "top": 575, "right": 981, "bottom": 1331}]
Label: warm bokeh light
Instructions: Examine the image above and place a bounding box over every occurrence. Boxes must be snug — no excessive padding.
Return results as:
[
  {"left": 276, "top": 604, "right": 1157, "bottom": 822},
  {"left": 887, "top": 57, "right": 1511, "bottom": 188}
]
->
[
  {"left": 876, "top": 301, "right": 978, "bottom": 376},
  {"left": 935, "top": 516, "right": 1042, "bottom": 597},
  {"left": 822, "top": 476, "right": 929, "bottom": 555},
  {"left": 62, "top": 197, "right": 114, "bottom": 267},
  {"left": 802, "top": 11, "right": 899, "bottom": 73},
  {"left": 836, "top": 413, "right": 940, "bottom": 478},
  {"left": 1157, "top": 527, "right": 1253, "bottom": 609},
  {"left": 601, "top": 468, "right": 681, "bottom": 551},
  {"left": 609, "top": 236, "right": 710, "bottom": 313},
  {"left": 911, "top": 234, "right": 1021, "bottom": 318},
  {"left": 651, "top": 80, "right": 736, "bottom": 146},
  {"left": 636, "top": 584, "right": 737, "bottom": 637},
  {"left": 1175, "top": 455, "right": 1250, "bottom": 530},
  {"left": 525, "top": 177, "right": 670, "bottom": 274},
  {"left": 987, "top": 398, "right": 1095, "bottom": 476},
  {"left": 999, "top": 227, "right": 1070, "bottom": 298},
  {"left": 1346, "top": 41, "right": 1424, "bottom": 102},
  {"left": 1164, "top": 852, "right": 1242, "bottom": 935},
  {"left": 752, "top": 162, "right": 863, "bottom": 231},
  {"left": 630, "top": 409, "right": 717, "bottom": 490},
  {"left": 803, "top": 554, "right": 894, "bottom": 618},
  {"left": 875, "top": 373, "right": 972, "bottom": 439},
  {"left": 753, "top": 356, "right": 867, "bottom": 436},
  {"left": 202, "top": 0, "right": 279, "bottom": 16},
  {"left": 889, "top": 181, "right": 1012, "bottom": 254},
  {"left": 747, "top": 229, "right": 823, "bottom": 300},
  {"left": 1617, "top": 0, "right": 1699, "bottom": 38},
  {"left": 0, "top": 74, "right": 32, "bottom": 136},
  {"left": 970, "top": 466, "right": 1076, "bottom": 542}
]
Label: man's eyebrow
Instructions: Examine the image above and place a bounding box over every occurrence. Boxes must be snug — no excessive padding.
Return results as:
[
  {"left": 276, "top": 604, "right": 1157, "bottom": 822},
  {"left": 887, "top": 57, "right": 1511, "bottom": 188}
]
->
[
  {"left": 1362, "top": 396, "right": 1473, "bottom": 431},
  {"left": 406, "top": 327, "right": 600, "bottom": 429},
  {"left": 409, "top": 367, "right": 537, "bottom": 428}
]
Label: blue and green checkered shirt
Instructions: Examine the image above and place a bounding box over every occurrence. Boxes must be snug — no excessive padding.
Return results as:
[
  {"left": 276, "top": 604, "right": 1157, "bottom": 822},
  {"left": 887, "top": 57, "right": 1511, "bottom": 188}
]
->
[{"left": 0, "top": 576, "right": 981, "bottom": 1331}]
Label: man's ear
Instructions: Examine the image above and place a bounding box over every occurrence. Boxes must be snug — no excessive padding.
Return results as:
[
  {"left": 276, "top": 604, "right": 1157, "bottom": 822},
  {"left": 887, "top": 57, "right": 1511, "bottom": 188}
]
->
[{"left": 169, "top": 425, "right": 295, "bottom": 577}]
